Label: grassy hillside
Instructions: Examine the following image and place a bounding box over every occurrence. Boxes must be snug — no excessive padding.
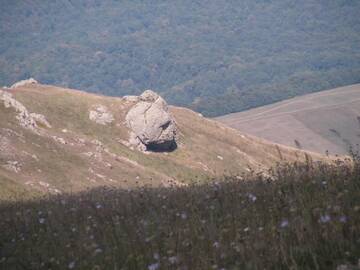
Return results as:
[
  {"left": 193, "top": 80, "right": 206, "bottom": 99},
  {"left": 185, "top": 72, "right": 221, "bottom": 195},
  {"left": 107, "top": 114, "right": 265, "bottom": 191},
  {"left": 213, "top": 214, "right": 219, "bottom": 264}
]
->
[
  {"left": 0, "top": 83, "right": 322, "bottom": 200},
  {"left": 217, "top": 84, "right": 360, "bottom": 155},
  {"left": 1, "top": 0, "right": 360, "bottom": 116},
  {"left": 1, "top": 157, "right": 359, "bottom": 269}
]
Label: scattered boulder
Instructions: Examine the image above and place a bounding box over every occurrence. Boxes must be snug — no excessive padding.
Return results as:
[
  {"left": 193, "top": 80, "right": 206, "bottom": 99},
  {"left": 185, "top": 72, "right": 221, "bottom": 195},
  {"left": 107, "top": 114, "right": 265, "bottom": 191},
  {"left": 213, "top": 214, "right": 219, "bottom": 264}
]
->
[
  {"left": 30, "top": 113, "right": 52, "bottom": 128},
  {"left": 3, "top": 160, "right": 21, "bottom": 173},
  {"left": 123, "top": 95, "right": 140, "bottom": 103},
  {"left": 9, "top": 78, "right": 38, "bottom": 89},
  {"left": 126, "top": 90, "right": 177, "bottom": 152},
  {"left": 89, "top": 105, "right": 114, "bottom": 125},
  {"left": 52, "top": 136, "right": 66, "bottom": 145}
]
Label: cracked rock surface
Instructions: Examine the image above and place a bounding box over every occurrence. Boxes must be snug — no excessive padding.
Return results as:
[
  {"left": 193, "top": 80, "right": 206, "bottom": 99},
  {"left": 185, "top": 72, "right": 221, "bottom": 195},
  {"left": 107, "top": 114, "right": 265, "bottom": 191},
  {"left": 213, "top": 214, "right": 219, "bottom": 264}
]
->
[{"left": 125, "top": 90, "right": 177, "bottom": 152}]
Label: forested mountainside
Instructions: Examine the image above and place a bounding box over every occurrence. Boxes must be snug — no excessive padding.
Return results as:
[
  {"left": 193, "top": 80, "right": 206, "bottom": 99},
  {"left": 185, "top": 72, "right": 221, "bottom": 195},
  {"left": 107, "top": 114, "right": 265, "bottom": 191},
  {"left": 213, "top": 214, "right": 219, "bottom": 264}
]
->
[{"left": 1, "top": 0, "right": 360, "bottom": 116}]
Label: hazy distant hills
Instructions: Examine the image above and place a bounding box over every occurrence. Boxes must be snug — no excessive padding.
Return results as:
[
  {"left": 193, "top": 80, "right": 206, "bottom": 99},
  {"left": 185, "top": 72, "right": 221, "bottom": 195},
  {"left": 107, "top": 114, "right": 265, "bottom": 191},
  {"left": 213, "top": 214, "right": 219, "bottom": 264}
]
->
[
  {"left": 217, "top": 84, "right": 360, "bottom": 155},
  {"left": 1, "top": 0, "right": 360, "bottom": 116}
]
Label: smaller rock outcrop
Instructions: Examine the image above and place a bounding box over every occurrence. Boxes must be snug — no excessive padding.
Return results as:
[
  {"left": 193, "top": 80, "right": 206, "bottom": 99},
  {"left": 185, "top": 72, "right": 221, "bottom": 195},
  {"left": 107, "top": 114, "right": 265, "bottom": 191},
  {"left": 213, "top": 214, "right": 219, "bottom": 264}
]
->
[
  {"left": 9, "top": 78, "right": 38, "bottom": 89},
  {"left": 0, "top": 90, "right": 38, "bottom": 131},
  {"left": 123, "top": 95, "right": 140, "bottom": 103},
  {"left": 0, "top": 89, "right": 51, "bottom": 132},
  {"left": 2, "top": 161, "right": 21, "bottom": 173},
  {"left": 89, "top": 105, "right": 114, "bottom": 125},
  {"left": 30, "top": 113, "right": 52, "bottom": 128},
  {"left": 125, "top": 90, "right": 177, "bottom": 152}
]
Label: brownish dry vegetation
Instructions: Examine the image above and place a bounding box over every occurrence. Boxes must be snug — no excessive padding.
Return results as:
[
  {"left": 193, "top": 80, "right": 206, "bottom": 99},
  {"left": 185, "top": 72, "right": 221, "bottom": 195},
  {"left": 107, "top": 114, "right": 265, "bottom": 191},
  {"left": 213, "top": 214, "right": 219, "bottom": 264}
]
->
[
  {"left": 216, "top": 84, "right": 360, "bottom": 155},
  {"left": 1, "top": 156, "right": 359, "bottom": 270}
]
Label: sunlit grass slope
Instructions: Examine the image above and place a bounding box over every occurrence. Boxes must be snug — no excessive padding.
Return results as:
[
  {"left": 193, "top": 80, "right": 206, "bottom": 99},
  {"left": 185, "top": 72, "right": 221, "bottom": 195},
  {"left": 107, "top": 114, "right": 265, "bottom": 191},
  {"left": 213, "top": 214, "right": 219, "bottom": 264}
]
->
[{"left": 0, "top": 83, "right": 326, "bottom": 199}]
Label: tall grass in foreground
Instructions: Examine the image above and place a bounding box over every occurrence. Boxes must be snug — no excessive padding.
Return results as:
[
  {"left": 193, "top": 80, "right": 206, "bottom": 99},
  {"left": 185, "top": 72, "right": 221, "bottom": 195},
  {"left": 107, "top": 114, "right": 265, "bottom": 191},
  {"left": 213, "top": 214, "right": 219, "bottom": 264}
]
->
[{"left": 1, "top": 157, "right": 360, "bottom": 270}]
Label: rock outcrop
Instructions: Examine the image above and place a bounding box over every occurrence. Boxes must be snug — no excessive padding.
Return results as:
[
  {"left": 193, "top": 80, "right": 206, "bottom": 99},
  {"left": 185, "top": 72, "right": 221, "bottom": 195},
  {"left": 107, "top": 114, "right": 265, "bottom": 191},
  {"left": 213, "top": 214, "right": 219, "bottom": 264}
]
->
[
  {"left": 0, "top": 89, "right": 51, "bottom": 132},
  {"left": 0, "top": 89, "right": 38, "bottom": 131},
  {"left": 89, "top": 105, "right": 114, "bottom": 125},
  {"left": 125, "top": 90, "right": 177, "bottom": 152},
  {"left": 123, "top": 95, "right": 140, "bottom": 103},
  {"left": 9, "top": 78, "right": 38, "bottom": 89},
  {"left": 30, "top": 113, "right": 52, "bottom": 128}
]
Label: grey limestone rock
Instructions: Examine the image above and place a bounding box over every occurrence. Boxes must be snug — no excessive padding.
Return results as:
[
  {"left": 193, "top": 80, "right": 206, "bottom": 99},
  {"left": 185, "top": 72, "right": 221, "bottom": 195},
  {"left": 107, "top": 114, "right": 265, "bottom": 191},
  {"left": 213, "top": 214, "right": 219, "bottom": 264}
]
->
[{"left": 125, "top": 90, "right": 177, "bottom": 152}]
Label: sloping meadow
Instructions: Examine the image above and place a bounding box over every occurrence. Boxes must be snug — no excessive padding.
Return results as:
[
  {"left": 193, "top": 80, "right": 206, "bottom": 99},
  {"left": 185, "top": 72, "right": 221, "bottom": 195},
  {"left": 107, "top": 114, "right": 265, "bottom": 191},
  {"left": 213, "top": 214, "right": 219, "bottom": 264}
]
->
[{"left": 1, "top": 157, "right": 360, "bottom": 270}]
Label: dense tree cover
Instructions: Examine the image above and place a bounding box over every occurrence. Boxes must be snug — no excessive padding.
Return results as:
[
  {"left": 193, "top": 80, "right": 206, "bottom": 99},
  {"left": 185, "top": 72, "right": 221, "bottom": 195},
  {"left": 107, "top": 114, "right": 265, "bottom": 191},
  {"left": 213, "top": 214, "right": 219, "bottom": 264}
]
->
[{"left": 1, "top": 0, "right": 360, "bottom": 116}]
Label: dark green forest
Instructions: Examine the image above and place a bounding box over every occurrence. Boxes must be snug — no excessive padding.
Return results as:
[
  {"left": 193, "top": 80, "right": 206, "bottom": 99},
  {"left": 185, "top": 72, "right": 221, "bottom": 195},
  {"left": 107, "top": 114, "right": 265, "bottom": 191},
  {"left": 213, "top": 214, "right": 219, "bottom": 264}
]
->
[{"left": 1, "top": 0, "right": 360, "bottom": 116}]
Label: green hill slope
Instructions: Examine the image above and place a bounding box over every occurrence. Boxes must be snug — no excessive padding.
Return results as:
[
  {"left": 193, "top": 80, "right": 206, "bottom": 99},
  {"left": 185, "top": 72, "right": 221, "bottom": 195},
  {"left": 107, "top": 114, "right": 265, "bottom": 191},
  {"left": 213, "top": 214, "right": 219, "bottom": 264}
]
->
[{"left": 0, "top": 83, "right": 325, "bottom": 200}]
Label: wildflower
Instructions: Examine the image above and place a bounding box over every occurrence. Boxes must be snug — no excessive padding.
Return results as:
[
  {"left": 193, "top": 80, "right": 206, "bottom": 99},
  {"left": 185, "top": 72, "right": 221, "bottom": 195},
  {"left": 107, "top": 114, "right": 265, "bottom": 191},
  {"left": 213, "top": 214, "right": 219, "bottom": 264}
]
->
[
  {"left": 153, "top": 253, "right": 160, "bottom": 260},
  {"left": 96, "top": 203, "right": 102, "bottom": 209},
  {"left": 248, "top": 193, "right": 257, "bottom": 202},
  {"left": 258, "top": 226, "right": 264, "bottom": 231},
  {"left": 168, "top": 256, "right": 178, "bottom": 264},
  {"left": 213, "top": 242, "right": 220, "bottom": 248},
  {"left": 148, "top": 262, "right": 160, "bottom": 270},
  {"left": 94, "top": 248, "right": 103, "bottom": 254},
  {"left": 319, "top": 214, "right": 331, "bottom": 223},
  {"left": 280, "top": 219, "right": 289, "bottom": 228},
  {"left": 339, "top": 215, "right": 347, "bottom": 223},
  {"left": 181, "top": 212, "right": 187, "bottom": 220},
  {"left": 145, "top": 236, "right": 152, "bottom": 243},
  {"left": 243, "top": 227, "right": 250, "bottom": 232},
  {"left": 39, "top": 218, "right": 46, "bottom": 224},
  {"left": 68, "top": 261, "right": 76, "bottom": 269}
]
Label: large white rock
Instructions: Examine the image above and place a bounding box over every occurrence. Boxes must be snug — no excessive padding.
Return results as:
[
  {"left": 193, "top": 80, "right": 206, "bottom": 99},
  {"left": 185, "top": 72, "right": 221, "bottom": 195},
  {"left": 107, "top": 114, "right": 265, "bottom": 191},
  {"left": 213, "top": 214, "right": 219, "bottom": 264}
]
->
[{"left": 125, "top": 90, "right": 177, "bottom": 151}]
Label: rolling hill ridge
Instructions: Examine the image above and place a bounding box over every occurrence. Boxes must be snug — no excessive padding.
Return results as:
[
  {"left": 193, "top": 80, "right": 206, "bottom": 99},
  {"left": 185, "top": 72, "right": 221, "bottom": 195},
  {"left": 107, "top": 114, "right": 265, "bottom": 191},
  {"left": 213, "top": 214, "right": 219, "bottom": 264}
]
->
[
  {"left": 216, "top": 84, "right": 360, "bottom": 155},
  {"left": 0, "top": 81, "right": 325, "bottom": 200}
]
